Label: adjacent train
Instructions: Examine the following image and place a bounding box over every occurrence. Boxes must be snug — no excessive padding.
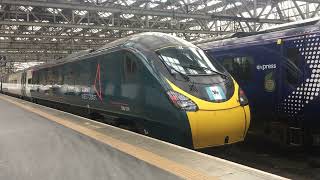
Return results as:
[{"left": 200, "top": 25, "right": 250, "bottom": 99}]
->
[
  {"left": 199, "top": 18, "right": 320, "bottom": 147},
  {"left": 0, "top": 32, "right": 250, "bottom": 149}
]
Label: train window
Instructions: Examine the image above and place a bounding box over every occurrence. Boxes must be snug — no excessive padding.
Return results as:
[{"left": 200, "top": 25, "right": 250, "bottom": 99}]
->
[
  {"left": 47, "top": 69, "right": 57, "bottom": 85},
  {"left": 33, "top": 71, "right": 39, "bottom": 85},
  {"left": 222, "top": 58, "right": 234, "bottom": 72},
  {"left": 286, "top": 48, "right": 300, "bottom": 65},
  {"left": 222, "top": 56, "right": 253, "bottom": 82},
  {"left": 38, "top": 69, "right": 48, "bottom": 85},
  {"left": 123, "top": 51, "right": 138, "bottom": 81},
  {"left": 63, "top": 64, "right": 74, "bottom": 85},
  {"left": 57, "top": 67, "right": 64, "bottom": 85},
  {"left": 285, "top": 48, "right": 301, "bottom": 85},
  {"left": 28, "top": 78, "right": 32, "bottom": 84},
  {"left": 74, "top": 61, "right": 90, "bottom": 86},
  {"left": 126, "top": 54, "right": 137, "bottom": 73}
]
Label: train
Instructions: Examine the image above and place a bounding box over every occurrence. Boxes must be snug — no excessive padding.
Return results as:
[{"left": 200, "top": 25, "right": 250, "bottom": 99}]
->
[
  {"left": 199, "top": 18, "right": 320, "bottom": 147},
  {"left": 0, "top": 32, "right": 250, "bottom": 149}
]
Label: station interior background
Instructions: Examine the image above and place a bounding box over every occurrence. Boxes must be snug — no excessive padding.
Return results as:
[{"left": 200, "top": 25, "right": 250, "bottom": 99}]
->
[{"left": 0, "top": 0, "right": 320, "bottom": 73}]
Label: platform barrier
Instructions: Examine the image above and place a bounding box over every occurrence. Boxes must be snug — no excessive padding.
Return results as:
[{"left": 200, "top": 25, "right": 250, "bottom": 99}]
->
[{"left": 0, "top": 94, "right": 288, "bottom": 180}]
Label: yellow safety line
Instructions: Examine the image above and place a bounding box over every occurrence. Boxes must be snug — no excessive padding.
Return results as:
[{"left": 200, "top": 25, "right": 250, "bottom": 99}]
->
[{"left": 0, "top": 95, "right": 217, "bottom": 180}]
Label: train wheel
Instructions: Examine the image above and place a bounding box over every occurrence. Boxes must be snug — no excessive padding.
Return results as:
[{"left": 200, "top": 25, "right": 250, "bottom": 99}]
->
[
  {"left": 89, "top": 112, "right": 104, "bottom": 121},
  {"left": 308, "top": 155, "right": 320, "bottom": 168},
  {"left": 135, "top": 122, "right": 149, "bottom": 136}
]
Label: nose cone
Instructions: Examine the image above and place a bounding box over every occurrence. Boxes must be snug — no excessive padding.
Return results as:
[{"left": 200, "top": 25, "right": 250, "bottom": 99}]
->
[{"left": 187, "top": 106, "right": 250, "bottom": 149}]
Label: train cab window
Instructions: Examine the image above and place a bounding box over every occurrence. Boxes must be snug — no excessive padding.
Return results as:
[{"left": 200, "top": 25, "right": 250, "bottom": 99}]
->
[
  {"left": 222, "top": 56, "right": 254, "bottom": 82},
  {"left": 123, "top": 52, "right": 138, "bottom": 81},
  {"left": 285, "top": 48, "right": 301, "bottom": 86}
]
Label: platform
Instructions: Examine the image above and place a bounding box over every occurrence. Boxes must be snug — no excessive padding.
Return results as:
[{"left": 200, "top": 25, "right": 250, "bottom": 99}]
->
[{"left": 0, "top": 94, "right": 288, "bottom": 180}]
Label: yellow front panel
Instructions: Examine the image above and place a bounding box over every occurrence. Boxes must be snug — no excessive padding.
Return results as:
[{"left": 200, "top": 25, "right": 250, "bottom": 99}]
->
[
  {"left": 165, "top": 79, "right": 251, "bottom": 149},
  {"left": 187, "top": 107, "right": 247, "bottom": 149}
]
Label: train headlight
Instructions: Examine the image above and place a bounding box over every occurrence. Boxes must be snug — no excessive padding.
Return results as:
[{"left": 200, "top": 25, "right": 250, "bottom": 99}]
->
[
  {"left": 167, "top": 90, "right": 198, "bottom": 112},
  {"left": 238, "top": 88, "right": 249, "bottom": 106}
]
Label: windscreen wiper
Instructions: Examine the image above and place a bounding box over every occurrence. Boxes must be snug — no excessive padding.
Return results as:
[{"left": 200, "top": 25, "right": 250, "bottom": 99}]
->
[
  {"left": 156, "top": 54, "right": 190, "bottom": 81},
  {"left": 182, "top": 64, "right": 228, "bottom": 78}
]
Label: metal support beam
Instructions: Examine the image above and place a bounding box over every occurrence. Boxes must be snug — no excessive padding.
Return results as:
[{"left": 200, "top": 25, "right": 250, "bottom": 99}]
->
[
  {"left": 0, "top": 33, "right": 116, "bottom": 41},
  {"left": 0, "top": 21, "right": 230, "bottom": 34},
  {"left": 0, "top": 0, "right": 216, "bottom": 20},
  {"left": 210, "top": 14, "right": 286, "bottom": 24},
  {"left": 293, "top": 0, "right": 306, "bottom": 20},
  {"left": 0, "top": 0, "right": 290, "bottom": 24},
  {"left": 311, "top": 4, "right": 320, "bottom": 18}
]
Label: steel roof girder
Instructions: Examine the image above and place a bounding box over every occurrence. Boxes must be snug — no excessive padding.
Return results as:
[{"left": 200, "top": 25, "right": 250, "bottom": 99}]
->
[
  {"left": 0, "top": 0, "right": 211, "bottom": 20},
  {"left": 0, "top": 20, "right": 232, "bottom": 34}
]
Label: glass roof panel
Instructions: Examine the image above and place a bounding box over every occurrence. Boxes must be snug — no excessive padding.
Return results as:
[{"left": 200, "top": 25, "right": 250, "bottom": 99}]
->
[
  {"left": 207, "top": 0, "right": 221, "bottom": 6},
  {"left": 98, "top": 12, "right": 112, "bottom": 18}
]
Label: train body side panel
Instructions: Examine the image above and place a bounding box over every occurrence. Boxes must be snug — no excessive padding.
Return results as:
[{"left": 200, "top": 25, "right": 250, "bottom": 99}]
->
[{"left": 29, "top": 49, "right": 193, "bottom": 147}]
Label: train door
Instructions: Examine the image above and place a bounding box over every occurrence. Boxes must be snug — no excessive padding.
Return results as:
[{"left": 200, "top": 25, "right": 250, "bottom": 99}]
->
[
  {"left": 279, "top": 35, "right": 306, "bottom": 145},
  {"left": 120, "top": 50, "right": 144, "bottom": 116},
  {"left": 25, "top": 70, "right": 33, "bottom": 97},
  {"left": 21, "top": 71, "right": 27, "bottom": 97},
  {"left": 0, "top": 77, "right": 2, "bottom": 92},
  {"left": 251, "top": 44, "right": 280, "bottom": 132}
]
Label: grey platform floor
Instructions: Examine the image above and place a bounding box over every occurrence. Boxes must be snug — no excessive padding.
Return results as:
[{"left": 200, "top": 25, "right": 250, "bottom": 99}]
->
[
  {"left": 0, "top": 94, "right": 287, "bottom": 180},
  {"left": 0, "top": 97, "right": 178, "bottom": 180}
]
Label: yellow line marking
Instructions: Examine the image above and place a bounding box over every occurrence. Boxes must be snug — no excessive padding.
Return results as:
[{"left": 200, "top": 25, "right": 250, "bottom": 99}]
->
[
  {"left": 84, "top": 122, "right": 103, "bottom": 129},
  {"left": 0, "top": 95, "right": 217, "bottom": 180}
]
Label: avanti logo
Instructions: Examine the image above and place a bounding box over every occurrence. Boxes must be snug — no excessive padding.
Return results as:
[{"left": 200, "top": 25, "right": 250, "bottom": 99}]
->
[
  {"left": 256, "top": 64, "right": 277, "bottom": 71},
  {"left": 94, "top": 63, "right": 103, "bottom": 101}
]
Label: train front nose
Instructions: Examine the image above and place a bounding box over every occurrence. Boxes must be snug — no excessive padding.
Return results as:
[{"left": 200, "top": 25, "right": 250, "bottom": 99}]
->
[
  {"left": 165, "top": 78, "right": 250, "bottom": 149},
  {"left": 187, "top": 105, "right": 250, "bottom": 149}
]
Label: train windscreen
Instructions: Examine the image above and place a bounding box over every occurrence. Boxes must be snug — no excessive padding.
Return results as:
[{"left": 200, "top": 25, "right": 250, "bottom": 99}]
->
[
  {"left": 156, "top": 46, "right": 234, "bottom": 103},
  {"left": 156, "top": 47, "right": 226, "bottom": 76}
]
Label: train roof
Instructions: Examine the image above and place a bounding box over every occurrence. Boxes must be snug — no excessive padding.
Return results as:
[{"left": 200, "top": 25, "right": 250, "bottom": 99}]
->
[
  {"left": 98, "top": 32, "right": 197, "bottom": 51},
  {"left": 10, "top": 32, "right": 196, "bottom": 73},
  {"left": 198, "top": 17, "right": 320, "bottom": 50},
  {"left": 262, "top": 16, "right": 320, "bottom": 33}
]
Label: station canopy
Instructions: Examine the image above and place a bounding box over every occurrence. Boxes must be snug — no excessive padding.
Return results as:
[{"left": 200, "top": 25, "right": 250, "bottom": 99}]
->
[{"left": 0, "top": 0, "right": 319, "bottom": 72}]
